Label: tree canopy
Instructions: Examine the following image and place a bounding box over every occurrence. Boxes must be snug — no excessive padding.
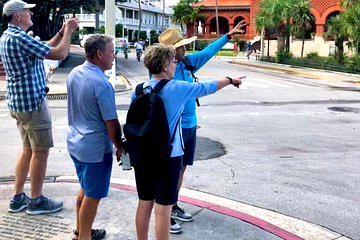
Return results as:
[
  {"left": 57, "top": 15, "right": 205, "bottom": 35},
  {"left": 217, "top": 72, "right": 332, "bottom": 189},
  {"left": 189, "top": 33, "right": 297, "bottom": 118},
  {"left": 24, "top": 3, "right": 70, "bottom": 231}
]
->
[{"left": 0, "top": 0, "right": 105, "bottom": 38}]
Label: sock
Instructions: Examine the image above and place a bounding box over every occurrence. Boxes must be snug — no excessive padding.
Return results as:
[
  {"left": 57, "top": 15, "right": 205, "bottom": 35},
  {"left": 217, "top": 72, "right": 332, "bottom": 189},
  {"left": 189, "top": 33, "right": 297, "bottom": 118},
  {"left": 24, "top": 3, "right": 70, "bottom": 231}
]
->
[
  {"left": 30, "top": 195, "right": 43, "bottom": 205},
  {"left": 13, "top": 192, "right": 25, "bottom": 202}
]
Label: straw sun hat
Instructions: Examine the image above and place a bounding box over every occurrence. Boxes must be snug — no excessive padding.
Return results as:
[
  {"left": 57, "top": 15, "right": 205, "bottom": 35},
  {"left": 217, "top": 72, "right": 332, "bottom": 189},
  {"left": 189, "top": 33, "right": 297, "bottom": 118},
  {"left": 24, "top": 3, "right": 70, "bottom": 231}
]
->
[{"left": 158, "top": 28, "right": 197, "bottom": 48}]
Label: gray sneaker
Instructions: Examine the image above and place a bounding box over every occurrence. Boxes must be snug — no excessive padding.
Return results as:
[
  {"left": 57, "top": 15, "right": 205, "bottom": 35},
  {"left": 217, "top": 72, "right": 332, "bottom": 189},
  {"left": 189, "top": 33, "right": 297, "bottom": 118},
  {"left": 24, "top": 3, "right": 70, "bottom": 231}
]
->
[
  {"left": 170, "top": 217, "right": 182, "bottom": 234},
  {"left": 26, "top": 195, "right": 63, "bottom": 215},
  {"left": 8, "top": 193, "right": 29, "bottom": 213},
  {"left": 171, "top": 204, "right": 193, "bottom": 222}
]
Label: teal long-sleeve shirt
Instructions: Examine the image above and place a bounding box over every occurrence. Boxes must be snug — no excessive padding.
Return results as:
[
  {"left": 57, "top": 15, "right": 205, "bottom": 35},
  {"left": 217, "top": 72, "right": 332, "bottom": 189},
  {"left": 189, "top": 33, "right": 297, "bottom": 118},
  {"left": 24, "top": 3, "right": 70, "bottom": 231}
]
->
[{"left": 175, "top": 34, "right": 230, "bottom": 128}]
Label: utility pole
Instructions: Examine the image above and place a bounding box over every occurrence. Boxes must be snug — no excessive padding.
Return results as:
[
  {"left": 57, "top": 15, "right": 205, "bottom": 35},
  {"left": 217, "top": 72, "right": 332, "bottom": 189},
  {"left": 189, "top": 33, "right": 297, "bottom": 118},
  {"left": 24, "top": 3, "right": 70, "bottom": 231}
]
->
[
  {"left": 215, "top": 0, "right": 219, "bottom": 37},
  {"left": 105, "top": 0, "right": 116, "bottom": 87},
  {"left": 95, "top": 0, "right": 100, "bottom": 33}
]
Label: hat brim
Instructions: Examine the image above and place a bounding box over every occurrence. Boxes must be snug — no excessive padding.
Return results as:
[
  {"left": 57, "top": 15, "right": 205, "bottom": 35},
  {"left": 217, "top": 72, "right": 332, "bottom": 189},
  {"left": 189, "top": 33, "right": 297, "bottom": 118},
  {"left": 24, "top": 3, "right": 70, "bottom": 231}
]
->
[
  {"left": 174, "top": 36, "right": 197, "bottom": 48},
  {"left": 24, "top": 3, "right": 36, "bottom": 9}
]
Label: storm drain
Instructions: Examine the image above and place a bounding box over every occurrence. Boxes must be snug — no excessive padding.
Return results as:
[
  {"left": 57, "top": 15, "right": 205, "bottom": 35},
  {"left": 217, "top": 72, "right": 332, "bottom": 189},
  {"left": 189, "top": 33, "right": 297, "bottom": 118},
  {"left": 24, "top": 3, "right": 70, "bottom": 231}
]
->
[
  {"left": 47, "top": 94, "right": 67, "bottom": 100},
  {"left": 327, "top": 106, "right": 360, "bottom": 113}
]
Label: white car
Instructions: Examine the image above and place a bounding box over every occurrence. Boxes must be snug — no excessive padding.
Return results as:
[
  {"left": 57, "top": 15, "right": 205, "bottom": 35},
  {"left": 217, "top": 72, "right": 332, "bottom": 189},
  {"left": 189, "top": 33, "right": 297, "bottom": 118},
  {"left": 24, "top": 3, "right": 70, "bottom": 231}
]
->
[{"left": 79, "top": 34, "right": 93, "bottom": 47}]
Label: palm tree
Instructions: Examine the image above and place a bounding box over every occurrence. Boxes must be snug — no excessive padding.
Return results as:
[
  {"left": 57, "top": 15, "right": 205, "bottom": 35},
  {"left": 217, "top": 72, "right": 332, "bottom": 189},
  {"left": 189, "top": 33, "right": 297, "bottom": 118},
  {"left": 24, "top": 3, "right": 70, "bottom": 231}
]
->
[
  {"left": 341, "top": 2, "right": 360, "bottom": 54},
  {"left": 181, "top": 6, "right": 206, "bottom": 50},
  {"left": 255, "top": 0, "right": 289, "bottom": 53},
  {"left": 172, "top": 4, "right": 193, "bottom": 32},
  {"left": 291, "top": 0, "right": 313, "bottom": 58},
  {"left": 324, "top": 15, "right": 348, "bottom": 62}
]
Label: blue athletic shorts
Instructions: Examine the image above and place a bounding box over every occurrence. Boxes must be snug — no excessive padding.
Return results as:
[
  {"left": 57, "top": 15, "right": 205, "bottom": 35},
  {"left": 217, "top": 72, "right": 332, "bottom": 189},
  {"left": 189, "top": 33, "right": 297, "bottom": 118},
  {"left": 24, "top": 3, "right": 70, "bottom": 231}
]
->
[
  {"left": 134, "top": 156, "right": 182, "bottom": 206},
  {"left": 71, "top": 152, "right": 113, "bottom": 199},
  {"left": 182, "top": 126, "right": 197, "bottom": 166}
]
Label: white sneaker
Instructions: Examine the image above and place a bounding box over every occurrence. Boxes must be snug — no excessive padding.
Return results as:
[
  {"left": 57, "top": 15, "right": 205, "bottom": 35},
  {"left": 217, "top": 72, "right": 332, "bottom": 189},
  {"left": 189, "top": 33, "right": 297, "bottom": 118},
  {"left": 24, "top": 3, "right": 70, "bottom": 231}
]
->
[{"left": 170, "top": 217, "right": 182, "bottom": 234}]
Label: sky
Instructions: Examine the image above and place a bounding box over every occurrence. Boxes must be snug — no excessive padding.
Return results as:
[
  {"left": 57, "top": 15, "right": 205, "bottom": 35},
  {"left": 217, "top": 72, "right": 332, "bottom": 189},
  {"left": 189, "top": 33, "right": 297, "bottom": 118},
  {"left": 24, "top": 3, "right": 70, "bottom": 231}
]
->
[{"left": 166, "top": 0, "right": 180, "bottom": 6}]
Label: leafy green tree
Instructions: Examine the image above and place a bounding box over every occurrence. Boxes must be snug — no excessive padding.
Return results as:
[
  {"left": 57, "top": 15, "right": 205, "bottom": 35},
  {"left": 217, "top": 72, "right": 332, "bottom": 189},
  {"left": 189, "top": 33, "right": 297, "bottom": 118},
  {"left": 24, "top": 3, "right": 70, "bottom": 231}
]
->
[
  {"left": 291, "top": 0, "right": 313, "bottom": 58},
  {"left": 255, "top": 0, "right": 289, "bottom": 53},
  {"left": 341, "top": 1, "right": 360, "bottom": 54},
  {"left": 181, "top": 6, "right": 205, "bottom": 50},
  {"left": 324, "top": 15, "right": 347, "bottom": 62},
  {"left": 115, "top": 24, "right": 124, "bottom": 37},
  {"left": 150, "top": 30, "right": 159, "bottom": 44},
  {"left": 172, "top": 4, "right": 193, "bottom": 32}
]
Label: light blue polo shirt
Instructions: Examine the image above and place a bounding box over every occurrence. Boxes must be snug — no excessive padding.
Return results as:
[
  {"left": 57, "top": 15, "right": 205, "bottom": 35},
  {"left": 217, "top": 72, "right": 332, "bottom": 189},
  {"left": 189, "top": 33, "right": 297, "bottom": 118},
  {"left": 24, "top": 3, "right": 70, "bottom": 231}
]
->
[{"left": 67, "top": 61, "right": 118, "bottom": 163}]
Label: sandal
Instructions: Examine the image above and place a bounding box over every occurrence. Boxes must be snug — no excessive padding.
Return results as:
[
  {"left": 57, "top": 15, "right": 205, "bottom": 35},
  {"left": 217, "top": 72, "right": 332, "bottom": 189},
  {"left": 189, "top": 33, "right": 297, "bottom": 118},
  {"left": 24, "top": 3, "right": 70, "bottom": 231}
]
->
[{"left": 72, "top": 229, "right": 106, "bottom": 240}]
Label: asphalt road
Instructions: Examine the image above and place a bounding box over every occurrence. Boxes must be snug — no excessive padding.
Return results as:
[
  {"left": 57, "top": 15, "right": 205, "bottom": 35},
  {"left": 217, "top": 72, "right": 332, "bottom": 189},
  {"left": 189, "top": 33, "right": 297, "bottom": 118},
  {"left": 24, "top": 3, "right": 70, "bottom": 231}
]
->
[
  {"left": 0, "top": 52, "right": 359, "bottom": 239},
  {"left": 117, "top": 53, "right": 360, "bottom": 239}
]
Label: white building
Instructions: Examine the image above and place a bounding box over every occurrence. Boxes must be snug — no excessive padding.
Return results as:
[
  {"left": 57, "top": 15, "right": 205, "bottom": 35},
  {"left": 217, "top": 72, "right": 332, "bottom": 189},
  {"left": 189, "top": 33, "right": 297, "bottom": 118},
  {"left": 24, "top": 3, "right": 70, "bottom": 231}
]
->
[{"left": 67, "top": 0, "right": 175, "bottom": 43}]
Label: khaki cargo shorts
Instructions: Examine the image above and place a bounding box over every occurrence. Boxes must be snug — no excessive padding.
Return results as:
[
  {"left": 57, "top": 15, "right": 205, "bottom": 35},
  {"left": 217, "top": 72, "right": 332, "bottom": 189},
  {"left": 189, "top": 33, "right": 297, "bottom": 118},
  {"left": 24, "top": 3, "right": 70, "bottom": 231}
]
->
[{"left": 10, "top": 100, "right": 54, "bottom": 150}]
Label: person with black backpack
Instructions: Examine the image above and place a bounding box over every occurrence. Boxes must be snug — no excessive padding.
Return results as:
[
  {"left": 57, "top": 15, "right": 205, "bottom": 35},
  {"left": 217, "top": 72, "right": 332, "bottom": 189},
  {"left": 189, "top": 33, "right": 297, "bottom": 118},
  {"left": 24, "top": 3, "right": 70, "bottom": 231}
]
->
[
  {"left": 158, "top": 20, "right": 247, "bottom": 233},
  {"left": 125, "top": 44, "right": 244, "bottom": 240}
]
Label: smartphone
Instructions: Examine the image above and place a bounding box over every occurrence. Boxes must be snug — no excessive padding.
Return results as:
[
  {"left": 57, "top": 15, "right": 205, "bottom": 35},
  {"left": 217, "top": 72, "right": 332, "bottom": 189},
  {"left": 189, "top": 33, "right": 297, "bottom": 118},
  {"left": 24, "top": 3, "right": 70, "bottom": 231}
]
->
[{"left": 120, "top": 153, "right": 132, "bottom": 171}]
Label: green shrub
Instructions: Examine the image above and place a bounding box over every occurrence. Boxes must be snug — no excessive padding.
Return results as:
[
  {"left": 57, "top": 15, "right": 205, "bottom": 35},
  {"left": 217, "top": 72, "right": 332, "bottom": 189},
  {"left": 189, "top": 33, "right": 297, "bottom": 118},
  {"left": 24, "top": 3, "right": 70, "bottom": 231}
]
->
[
  {"left": 275, "top": 50, "right": 293, "bottom": 63},
  {"left": 347, "top": 55, "right": 360, "bottom": 67},
  {"left": 195, "top": 40, "right": 209, "bottom": 51},
  {"left": 305, "top": 52, "right": 320, "bottom": 60}
]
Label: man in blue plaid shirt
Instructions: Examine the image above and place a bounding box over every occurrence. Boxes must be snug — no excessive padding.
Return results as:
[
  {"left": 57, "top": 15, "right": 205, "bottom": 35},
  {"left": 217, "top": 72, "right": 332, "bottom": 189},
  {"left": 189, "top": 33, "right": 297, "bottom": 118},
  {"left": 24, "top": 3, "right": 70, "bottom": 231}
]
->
[{"left": 0, "top": 0, "right": 79, "bottom": 215}]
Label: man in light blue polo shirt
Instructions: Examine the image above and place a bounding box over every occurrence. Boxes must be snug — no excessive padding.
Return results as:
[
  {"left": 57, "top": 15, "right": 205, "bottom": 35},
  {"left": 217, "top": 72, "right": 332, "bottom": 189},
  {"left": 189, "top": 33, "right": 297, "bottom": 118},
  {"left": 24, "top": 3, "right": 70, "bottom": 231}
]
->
[
  {"left": 67, "top": 34, "right": 124, "bottom": 240},
  {"left": 0, "top": 0, "right": 78, "bottom": 215}
]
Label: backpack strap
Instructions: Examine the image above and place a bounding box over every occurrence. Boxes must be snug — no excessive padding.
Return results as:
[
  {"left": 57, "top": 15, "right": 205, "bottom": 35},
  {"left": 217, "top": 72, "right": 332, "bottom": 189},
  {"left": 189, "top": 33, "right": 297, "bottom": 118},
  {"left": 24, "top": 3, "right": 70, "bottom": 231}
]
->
[
  {"left": 170, "top": 117, "right": 183, "bottom": 151},
  {"left": 153, "top": 79, "right": 170, "bottom": 93},
  {"left": 135, "top": 83, "right": 145, "bottom": 97},
  {"left": 181, "top": 57, "right": 200, "bottom": 107}
]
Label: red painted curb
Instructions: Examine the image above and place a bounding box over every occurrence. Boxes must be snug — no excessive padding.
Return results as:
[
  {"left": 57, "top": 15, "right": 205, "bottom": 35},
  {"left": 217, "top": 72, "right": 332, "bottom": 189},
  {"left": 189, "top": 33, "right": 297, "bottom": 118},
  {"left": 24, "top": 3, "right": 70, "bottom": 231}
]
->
[{"left": 54, "top": 179, "right": 303, "bottom": 240}]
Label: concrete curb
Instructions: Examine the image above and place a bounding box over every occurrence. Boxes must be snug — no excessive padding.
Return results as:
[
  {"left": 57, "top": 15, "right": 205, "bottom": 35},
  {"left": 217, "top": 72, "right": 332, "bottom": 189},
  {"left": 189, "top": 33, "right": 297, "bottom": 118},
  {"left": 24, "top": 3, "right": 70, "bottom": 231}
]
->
[
  {"left": 54, "top": 176, "right": 344, "bottom": 240},
  {"left": 0, "top": 176, "right": 347, "bottom": 240}
]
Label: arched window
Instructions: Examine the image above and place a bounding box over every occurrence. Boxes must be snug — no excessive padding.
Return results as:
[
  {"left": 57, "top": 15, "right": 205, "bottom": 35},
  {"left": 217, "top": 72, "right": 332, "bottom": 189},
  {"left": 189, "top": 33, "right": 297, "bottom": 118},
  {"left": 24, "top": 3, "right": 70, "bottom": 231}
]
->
[
  {"left": 234, "top": 17, "right": 246, "bottom": 33},
  {"left": 209, "top": 17, "right": 229, "bottom": 35}
]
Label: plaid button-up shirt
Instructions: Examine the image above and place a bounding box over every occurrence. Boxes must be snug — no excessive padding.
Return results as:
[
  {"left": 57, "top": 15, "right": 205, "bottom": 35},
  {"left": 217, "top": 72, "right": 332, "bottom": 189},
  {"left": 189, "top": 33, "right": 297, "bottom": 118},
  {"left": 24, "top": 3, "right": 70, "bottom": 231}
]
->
[{"left": 0, "top": 24, "right": 51, "bottom": 112}]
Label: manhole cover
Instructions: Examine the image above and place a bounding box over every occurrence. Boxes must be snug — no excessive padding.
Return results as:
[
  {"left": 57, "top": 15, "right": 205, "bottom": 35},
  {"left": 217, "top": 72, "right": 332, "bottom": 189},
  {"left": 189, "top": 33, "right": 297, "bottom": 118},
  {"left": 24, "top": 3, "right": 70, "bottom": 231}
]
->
[
  {"left": 327, "top": 106, "right": 360, "bottom": 113},
  {"left": 195, "top": 137, "right": 226, "bottom": 161}
]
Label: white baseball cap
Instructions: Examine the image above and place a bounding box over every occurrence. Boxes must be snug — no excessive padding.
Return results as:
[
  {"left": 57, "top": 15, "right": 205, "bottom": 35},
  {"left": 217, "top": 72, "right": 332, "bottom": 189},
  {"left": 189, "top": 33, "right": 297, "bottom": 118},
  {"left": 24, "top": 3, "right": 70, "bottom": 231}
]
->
[{"left": 2, "top": 0, "right": 36, "bottom": 17}]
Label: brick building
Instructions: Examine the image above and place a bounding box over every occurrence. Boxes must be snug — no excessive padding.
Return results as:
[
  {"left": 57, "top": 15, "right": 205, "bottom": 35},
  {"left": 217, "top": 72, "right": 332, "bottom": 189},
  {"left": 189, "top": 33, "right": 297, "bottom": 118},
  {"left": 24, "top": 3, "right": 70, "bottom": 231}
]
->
[{"left": 190, "top": 0, "right": 343, "bottom": 56}]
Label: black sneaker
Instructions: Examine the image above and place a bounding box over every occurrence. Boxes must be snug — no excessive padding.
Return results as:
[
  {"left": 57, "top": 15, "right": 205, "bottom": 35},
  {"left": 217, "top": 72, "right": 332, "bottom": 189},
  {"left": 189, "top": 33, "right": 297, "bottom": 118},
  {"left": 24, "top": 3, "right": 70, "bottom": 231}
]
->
[
  {"left": 72, "top": 229, "right": 106, "bottom": 240},
  {"left": 170, "top": 217, "right": 182, "bottom": 234},
  {"left": 171, "top": 203, "right": 193, "bottom": 222},
  {"left": 8, "top": 193, "right": 29, "bottom": 213}
]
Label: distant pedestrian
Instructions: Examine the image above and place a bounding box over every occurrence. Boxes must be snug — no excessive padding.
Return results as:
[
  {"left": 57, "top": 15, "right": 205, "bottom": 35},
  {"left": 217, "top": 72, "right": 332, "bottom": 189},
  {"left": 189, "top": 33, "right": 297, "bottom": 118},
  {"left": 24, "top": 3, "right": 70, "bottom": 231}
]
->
[
  {"left": 133, "top": 44, "right": 244, "bottom": 240},
  {"left": 67, "top": 34, "right": 124, "bottom": 240},
  {"left": 0, "top": 0, "right": 79, "bottom": 215},
  {"left": 245, "top": 40, "right": 252, "bottom": 60}
]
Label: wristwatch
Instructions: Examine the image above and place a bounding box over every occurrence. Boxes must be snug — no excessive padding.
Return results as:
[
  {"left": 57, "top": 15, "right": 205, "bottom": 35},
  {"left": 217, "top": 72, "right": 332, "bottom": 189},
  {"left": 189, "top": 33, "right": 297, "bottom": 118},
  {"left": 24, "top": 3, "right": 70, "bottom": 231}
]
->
[{"left": 226, "top": 76, "right": 233, "bottom": 85}]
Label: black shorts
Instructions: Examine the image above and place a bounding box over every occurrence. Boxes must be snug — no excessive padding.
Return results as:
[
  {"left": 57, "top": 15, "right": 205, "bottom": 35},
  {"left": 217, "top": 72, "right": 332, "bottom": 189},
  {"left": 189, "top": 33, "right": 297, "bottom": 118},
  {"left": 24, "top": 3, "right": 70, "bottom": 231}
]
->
[
  {"left": 134, "top": 156, "right": 182, "bottom": 206},
  {"left": 182, "top": 127, "right": 197, "bottom": 166}
]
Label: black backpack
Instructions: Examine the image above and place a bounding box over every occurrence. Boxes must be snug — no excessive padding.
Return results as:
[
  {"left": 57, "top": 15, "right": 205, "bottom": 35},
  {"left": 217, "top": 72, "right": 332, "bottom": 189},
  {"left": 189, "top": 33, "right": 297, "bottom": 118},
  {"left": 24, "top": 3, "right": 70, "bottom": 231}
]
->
[{"left": 123, "top": 80, "right": 180, "bottom": 167}]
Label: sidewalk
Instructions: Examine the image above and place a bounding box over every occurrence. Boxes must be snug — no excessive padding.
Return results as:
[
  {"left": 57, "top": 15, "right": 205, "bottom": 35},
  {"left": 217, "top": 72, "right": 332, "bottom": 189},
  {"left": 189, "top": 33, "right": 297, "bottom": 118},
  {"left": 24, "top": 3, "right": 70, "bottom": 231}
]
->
[
  {"left": 0, "top": 177, "right": 344, "bottom": 240},
  {"left": 0, "top": 50, "right": 355, "bottom": 239}
]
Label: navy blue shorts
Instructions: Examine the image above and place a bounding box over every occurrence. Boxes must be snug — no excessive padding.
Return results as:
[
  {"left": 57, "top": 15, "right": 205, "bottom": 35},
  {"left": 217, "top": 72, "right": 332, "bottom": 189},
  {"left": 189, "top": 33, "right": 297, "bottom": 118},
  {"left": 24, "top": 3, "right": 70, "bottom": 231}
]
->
[
  {"left": 182, "top": 126, "right": 197, "bottom": 166},
  {"left": 71, "top": 152, "right": 113, "bottom": 199},
  {"left": 134, "top": 156, "right": 182, "bottom": 206}
]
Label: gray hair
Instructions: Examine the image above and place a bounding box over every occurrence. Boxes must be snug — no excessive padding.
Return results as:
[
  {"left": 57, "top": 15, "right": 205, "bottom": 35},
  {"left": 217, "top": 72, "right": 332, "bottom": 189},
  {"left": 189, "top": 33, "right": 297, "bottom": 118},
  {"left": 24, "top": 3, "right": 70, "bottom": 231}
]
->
[
  {"left": 84, "top": 34, "right": 114, "bottom": 59},
  {"left": 144, "top": 44, "right": 175, "bottom": 74}
]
